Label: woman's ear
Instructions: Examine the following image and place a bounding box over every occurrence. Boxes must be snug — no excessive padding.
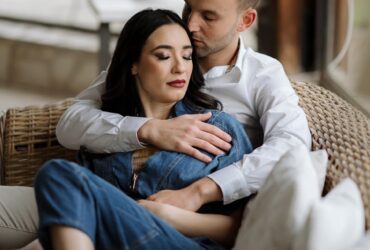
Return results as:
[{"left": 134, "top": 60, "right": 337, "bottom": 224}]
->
[
  {"left": 131, "top": 64, "right": 138, "bottom": 75},
  {"left": 237, "top": 8, "right": 257, "bottom": 32}
]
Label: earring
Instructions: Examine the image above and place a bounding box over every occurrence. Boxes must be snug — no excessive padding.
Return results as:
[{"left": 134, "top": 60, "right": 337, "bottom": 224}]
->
[{"left": 131, "top": 66, "right": 137, "bottom": 75}]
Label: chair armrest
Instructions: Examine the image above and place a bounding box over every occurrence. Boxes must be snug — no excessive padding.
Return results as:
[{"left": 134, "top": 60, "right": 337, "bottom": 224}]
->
[
  {"left": 292, "top": 81, "right": 370, "bottom": 228},
  {"left": 1, "top": 99, "right": 77, "bottom": 186}
]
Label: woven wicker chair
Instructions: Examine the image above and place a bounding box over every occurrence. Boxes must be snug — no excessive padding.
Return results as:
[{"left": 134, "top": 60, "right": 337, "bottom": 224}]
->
[{"left": 0, "top": 82, "right": 369, "bottom": 228}]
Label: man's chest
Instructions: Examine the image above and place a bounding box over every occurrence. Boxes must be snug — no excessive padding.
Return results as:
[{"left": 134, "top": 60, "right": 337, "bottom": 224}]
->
[{"left": 202, "top": 81, "right": 264, "bottom": 148}]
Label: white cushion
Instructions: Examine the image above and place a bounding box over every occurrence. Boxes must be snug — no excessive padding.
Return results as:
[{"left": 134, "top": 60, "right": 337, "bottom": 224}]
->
[
  {"left": 346, "top": 231, "right": 370, "bottom": 250},
  {"left": 294, "top": 178, "right": 365, "bottom": 250},
  {"left": 233, "top": 144, "right": 324, "bottom": 250},
  {"left": 309, "top": 149, "right": 328, "bottom": 193}
]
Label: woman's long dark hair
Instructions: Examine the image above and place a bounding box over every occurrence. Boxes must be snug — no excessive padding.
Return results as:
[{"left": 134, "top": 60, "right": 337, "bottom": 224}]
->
[{"left": 101, "top": 9, "right": 222, "bottom": 117}]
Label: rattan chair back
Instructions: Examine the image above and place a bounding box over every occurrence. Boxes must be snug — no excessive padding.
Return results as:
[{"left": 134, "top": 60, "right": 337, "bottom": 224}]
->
[
  {"left": 292, "top": 81, "right": 370, "bottom": 227},
  {"left": 0, "top": 99, "right": 76, "bottom": 186}
]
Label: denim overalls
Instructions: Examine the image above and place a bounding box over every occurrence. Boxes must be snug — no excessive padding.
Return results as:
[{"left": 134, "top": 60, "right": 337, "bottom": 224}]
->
[{"left": 34, "top": 101, "right": 253, "bottom": 250}]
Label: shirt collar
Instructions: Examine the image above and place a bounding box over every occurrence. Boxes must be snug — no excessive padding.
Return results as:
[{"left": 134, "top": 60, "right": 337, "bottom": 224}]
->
[
  {"left": 234, "top": 37, "right": 246, "bottom": 72},
  {"left": 203, "top": 37, "right": 246, "bottom": 81}
]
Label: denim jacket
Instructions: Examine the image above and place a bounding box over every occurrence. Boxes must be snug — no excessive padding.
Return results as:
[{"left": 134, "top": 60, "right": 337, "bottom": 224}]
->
[{"left": 82, "top": 101, "right": 252, "bottom": 213}]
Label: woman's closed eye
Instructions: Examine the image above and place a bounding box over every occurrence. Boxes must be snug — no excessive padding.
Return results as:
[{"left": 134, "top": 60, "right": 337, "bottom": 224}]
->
[
  {"left": 183, "top": 54, "right": 192, "bottom": 60},
  {"left": 154, "top": 53, "right": 192, "bottom": 61},
  {"left": 155, "top": 53, "right": 170, "bottom": 60}
]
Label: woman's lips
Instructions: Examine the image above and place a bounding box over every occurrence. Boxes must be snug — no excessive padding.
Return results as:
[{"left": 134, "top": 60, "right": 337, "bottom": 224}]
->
[{"left": 167, "top": 79, "right": 186, "bottom": 88}]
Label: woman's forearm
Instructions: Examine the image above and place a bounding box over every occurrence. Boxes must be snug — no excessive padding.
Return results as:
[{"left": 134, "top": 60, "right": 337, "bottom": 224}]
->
[
  {"left": 166, "top": 206, "right": 242, "bottom": 247},
  {"left": 139, "top": 199, "right": 243, "bottom": 247}
]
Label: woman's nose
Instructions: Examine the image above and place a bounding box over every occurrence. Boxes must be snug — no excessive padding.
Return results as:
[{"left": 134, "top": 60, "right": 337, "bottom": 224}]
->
[{"left": 173, "top": 58, "right": 186, "bottom": 73}]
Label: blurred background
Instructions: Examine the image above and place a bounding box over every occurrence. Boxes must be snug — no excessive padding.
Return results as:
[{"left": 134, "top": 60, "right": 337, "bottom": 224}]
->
[{"left": 0, "top": 0, "right": 369, "bottom": 116}]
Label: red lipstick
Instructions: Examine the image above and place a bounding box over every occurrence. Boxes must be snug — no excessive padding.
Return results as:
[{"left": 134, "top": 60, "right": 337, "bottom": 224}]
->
[{"left": 167, "top": 79, "right": 186, "bottom": 88}]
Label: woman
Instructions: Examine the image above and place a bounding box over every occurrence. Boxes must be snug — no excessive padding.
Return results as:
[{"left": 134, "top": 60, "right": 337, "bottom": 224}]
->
[{"left": 34, "top": 9, "right": 252, "bottom": 250}]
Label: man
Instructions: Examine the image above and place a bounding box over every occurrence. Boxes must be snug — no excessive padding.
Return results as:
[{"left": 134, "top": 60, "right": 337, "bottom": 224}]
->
[
  {"left": 0, "top": 0, "right": 311, "bottom": 248},
  {"left": 56, "top": 0, "right": 311, "bottom": 210}
]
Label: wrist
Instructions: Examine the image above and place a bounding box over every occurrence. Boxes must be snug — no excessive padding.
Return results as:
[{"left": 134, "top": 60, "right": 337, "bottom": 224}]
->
[
  {"left": 193, "top": 177, "right": 223, "bottom": 204},
  {"left": 137, "top": 118, "right": 156, "bottom": 145}
]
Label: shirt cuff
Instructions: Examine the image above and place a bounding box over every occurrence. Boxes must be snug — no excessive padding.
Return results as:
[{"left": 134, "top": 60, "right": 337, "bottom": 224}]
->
[
  {"left": 208, "top": 162, "right": 252, "bottom": 205},
  {"left": 117, "top": 117, "right": 152, "bottom": 150}
]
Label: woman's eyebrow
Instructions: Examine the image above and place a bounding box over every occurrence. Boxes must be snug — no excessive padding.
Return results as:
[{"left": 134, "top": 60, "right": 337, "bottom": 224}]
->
[{"left": 151, "top": 45, "right": 193, "bottom": 52}]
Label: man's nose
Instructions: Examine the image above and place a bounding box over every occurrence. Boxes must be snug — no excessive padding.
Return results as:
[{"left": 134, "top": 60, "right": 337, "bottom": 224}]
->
[{"left": 187, "top": 13, "right": 200, "bottom": 32}]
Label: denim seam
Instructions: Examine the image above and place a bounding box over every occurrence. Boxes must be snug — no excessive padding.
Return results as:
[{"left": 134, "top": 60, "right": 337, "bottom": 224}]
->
[
  {"left": 114, "top": 206, "right": 160, "bottom": 250},
  {"left": 130, "top": 228, "right": 160, "bottom": 250},
  {"left": 72, "top": 165, "right": 95, "bottom": 231},
  {"left": 156, "top": 154, "right": 186, "bottom": 190}
]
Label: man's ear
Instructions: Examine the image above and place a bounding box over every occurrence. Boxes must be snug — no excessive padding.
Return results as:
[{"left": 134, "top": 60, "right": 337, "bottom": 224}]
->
[{"left": 237, "top": 8, "right": 257, "bottom": 32}]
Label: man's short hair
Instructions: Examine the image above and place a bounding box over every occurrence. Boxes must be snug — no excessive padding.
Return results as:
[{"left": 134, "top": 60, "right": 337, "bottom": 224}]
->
[{"left": 238, "top": 0, "right": 260, "bottom": 9}]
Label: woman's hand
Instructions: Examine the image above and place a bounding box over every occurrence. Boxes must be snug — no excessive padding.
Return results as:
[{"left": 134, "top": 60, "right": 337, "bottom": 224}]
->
[
  {"left": 137, "top": 199, "right": 182, "bottom": 226},
  {"left": 137, "top": 113, "right": 232, "bottom": 163}
]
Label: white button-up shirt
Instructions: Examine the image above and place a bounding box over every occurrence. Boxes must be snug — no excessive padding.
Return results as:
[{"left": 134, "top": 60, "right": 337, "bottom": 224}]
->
[{"left": 56, "top": 39, "right": 311, "bottom": 204}]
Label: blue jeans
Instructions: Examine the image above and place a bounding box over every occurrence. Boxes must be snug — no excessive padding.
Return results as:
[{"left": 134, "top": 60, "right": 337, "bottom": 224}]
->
[
  {"left": 34, "top": 160, "right": 226, "bottom": 250},
  {"left": 80, "top": 106, "right": 253, "bottom": 213}
]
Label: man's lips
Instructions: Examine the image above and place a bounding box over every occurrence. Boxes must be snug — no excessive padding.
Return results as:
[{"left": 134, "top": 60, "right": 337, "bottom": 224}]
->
[
  {"left": 192, "top": 39, "right": 203, "bottom": 44},
  {"left": 167, "top": 79, "right": 186, "bottom": 88},
  {"left": 192, "top": 37, "right": 204, "bottom": 44}
]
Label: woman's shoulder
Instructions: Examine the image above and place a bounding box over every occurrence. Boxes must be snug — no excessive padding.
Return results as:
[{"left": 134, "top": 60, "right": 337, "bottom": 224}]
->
[
  {"left": 175, "top": 102, "right": 239, "bottom": 126},
  {"left": 206, "top": 109, "right": 238, "bottom": 126}
]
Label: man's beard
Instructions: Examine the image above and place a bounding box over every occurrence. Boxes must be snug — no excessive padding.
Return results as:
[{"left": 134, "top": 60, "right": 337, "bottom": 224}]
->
[
  {"left": 193, "top": 26, "right": 237, "bottom": 59},
  {"left": 194, "top": 39, "right": 231, "bottom": 58}
]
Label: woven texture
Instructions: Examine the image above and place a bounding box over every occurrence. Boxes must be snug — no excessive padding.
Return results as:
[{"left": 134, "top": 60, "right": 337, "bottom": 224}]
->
[
  {"left": 292, "top": 81, "right": 370, "bottom": 228},
  {"left": 0, "top": 99, "right": 77, "bottom": 186},
  {"left": 132, "top": 147, "right": 159, "bottom": 174}
]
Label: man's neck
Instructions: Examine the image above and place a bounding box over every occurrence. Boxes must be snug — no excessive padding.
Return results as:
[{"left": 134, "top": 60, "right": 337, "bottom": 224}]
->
[{"left": 199, "top": 37, "right": 240, "bottom": 73}]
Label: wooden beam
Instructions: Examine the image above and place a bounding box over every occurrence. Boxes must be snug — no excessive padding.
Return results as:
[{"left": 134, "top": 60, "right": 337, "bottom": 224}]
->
[{"left": 276, "top": 0, "right": 303, "bottom": 74}]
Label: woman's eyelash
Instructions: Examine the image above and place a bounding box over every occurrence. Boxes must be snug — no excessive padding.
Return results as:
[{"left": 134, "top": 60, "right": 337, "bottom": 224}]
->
[
  {"left": 154, "top": 53, "right": 192, "bottom": 61},
  {"left": 155, "top": 54, "right": 169, "bottom": 60}
]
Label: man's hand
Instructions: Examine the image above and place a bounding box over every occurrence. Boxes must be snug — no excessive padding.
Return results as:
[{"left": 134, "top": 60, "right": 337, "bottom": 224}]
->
[
  {"left": 147, "top": 177, "right": 223, "bottom": 211},
  {"left": 138, "top": 113, "right": 232, "bottom": 162},
  {"left": 146, "top": 188, "right": 202, "bottom": 212}
]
